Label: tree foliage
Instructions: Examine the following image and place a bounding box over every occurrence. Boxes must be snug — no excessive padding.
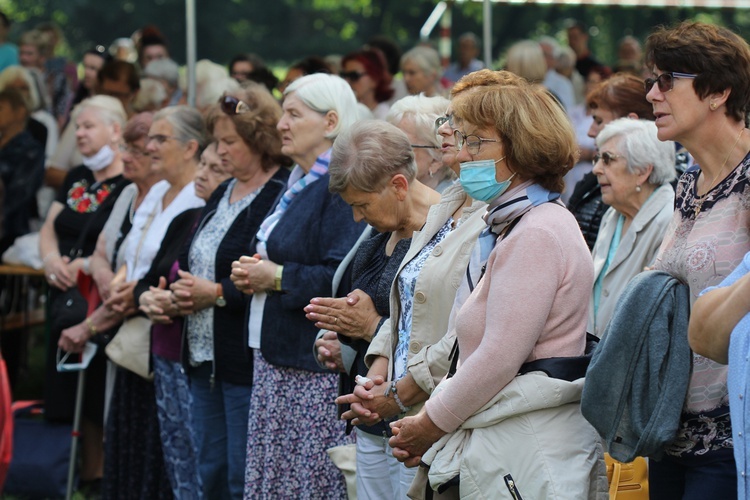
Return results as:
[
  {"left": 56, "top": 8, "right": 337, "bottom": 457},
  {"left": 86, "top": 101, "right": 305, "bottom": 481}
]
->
[{"left": 0, "top": 0, "right": 748, "bottom": 70}]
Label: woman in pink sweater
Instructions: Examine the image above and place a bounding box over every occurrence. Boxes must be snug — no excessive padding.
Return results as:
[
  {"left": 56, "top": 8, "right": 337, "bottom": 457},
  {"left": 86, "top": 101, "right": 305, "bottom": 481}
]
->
[{"left": 388, "top": 72, "right": 606, "bottom": 498}]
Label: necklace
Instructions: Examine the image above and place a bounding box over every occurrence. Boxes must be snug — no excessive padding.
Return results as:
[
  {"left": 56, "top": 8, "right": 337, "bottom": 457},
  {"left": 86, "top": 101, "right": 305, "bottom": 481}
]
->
[{"left": 694, "top": 127, "right": 745, "bottom": 216}]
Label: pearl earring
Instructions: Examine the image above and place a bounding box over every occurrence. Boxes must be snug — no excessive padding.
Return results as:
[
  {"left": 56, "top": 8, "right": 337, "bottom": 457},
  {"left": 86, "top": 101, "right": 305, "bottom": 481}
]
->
[{"left": 636, "top": 184, "right": 642, "bottom": 192}]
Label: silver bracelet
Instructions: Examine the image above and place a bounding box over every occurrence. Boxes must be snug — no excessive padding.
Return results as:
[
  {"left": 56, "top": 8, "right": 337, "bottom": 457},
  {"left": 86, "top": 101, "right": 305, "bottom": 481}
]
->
[{"left": 388, "top": 380, "right": 411, "bottom": 414}]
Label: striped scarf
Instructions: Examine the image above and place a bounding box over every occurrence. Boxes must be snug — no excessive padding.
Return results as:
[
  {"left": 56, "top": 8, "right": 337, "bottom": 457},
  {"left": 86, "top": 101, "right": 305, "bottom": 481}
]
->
[{"left": 255, "top": 148, "right": 331, "bottom": 257}]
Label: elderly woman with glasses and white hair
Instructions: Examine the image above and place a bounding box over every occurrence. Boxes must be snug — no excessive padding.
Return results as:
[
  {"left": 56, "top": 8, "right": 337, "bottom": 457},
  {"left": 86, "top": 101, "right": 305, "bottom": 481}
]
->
[
  {"left": 588, "top": 118, "right": 675, "bottom": 339},
  {"left": 230, "top": 73, "right": 366, "bottom": 499},
  {"left": 386, "top": 93, "right": 453, "bottom": 193}
]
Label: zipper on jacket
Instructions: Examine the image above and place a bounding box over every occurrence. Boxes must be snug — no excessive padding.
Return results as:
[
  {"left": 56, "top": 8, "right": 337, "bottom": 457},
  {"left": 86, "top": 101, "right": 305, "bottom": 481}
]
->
[{"left": 503, "top": 474, "right": 524, "bottom": 500}]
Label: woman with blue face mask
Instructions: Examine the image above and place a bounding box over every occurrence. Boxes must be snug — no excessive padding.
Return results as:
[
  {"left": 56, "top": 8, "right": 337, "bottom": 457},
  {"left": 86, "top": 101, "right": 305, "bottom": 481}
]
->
[{"left": 379, "top": 70, "right": 606, "bottom": 498}]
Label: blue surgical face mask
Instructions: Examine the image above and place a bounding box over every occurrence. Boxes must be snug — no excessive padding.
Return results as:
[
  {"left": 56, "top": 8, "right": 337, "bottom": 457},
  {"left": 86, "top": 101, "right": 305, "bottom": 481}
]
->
[{"left": 459, "top": 156, "right": 516, "bottom": 202}]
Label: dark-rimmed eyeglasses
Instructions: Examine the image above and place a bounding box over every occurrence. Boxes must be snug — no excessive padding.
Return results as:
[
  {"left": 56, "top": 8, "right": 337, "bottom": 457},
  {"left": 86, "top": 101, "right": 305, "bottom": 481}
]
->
[
  {"left": 593, "top": 151, "right": 624, "bottom": 166},
  {"left": 454, "top": 130, "right": 497, "bottom": 155},
  {"left": 220, "top": 95, "right": 251, "bottom": 115},
  {"left": 644, "top": 72, "right": 698, "bottom": 94},
  {"left": 339, "top": 71, "right": 366, "bottom": 82},
  {"left": 434, "top": 113, "right": 455, "bottom": 133},
  {"left": 411, "top": 144, "right": 439, "bottom": 149}
]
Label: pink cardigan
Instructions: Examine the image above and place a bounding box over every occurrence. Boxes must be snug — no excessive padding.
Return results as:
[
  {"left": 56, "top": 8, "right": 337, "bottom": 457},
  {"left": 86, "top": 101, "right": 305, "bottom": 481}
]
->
[{"left": 425, "top": 202, "right": 594, "bottom": 433}]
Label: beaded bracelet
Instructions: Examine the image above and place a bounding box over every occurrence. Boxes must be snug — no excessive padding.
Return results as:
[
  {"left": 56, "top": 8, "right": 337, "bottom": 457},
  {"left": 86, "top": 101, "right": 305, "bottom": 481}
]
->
[{"left": 386, "top": 380, "right": 411, "bottom": 414}]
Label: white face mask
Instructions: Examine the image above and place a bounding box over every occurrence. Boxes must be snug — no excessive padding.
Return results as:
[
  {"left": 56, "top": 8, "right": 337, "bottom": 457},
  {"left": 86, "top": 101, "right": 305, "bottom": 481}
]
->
[{"left": 82, "top": 144, "right": 116, "bottom": 172}]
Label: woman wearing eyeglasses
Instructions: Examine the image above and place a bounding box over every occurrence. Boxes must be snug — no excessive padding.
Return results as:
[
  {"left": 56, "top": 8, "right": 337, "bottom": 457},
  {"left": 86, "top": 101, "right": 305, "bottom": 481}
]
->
[
  {"left": 229, "top": 74, "right": 366, "bottom": 499},
  {"left": 384, "top": 94, "right": 453, "bottom": 193},
  {"left": 588, "top": 118, "right": 675, "bottom": 339},
  {"left": 340, "top": 49, "right": 394, "bottom": 120},
  {"left": 568, "top": 72, "right": 656, "bottom": 250},
  {"left": 383, "top": 72, "right": 604, "bottom": 498},
  {"left": 643, "top": 22, "right": 750, "bottom": 498}
]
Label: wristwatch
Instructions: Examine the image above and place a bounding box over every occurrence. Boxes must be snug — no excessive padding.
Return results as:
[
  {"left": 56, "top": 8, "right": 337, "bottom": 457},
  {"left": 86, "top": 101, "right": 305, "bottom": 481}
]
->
[
  {"left": 274, "top": 265, "right": 284, "bottom": 292},
  {"left": 215, "top": 283, "right": 226, "bottom": 307}
]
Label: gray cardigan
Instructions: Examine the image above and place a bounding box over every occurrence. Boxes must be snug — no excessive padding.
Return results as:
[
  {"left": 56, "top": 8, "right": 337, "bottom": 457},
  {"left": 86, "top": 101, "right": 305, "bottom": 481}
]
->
[{"left": 581, "top": 270, "right": 692, "bottom": 463}]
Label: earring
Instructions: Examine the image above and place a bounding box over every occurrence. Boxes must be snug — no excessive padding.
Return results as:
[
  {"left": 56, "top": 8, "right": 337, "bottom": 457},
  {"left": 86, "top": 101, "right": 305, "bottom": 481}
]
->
[
  {"left": 710, "top": 102, "right": 718, "bottom": 110},
  {"left": 636, "top": 184, "right": 642, "bottom": 192}
]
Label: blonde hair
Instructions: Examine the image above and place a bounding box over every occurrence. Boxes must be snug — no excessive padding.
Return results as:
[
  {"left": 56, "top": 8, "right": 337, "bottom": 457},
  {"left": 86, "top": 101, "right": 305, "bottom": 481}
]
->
[
  {"left": 452, "top": 70, "right": 577, "bottom": 192},
  {"left": 505, "top": 40, "right": 547, "bottom": 84}
]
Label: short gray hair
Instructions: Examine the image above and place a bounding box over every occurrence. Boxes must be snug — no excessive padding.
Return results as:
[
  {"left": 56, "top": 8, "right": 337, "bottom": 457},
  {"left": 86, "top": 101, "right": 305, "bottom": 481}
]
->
[
  {"left": 285, "top": 73, "right": 359, "bottom": 140},
  {"left": 144, "top": 58, "right": 180, "bottom": 87},
  {"left": 596, "top": 118, "right": 676, "bottom": 186},
  {"left": 153, "top": 105, "right": 208, "bottom": 157},
  {"left": 386, "top": 93, "right": 449, "bottom": 163},
  {"left": 329, "top": 120, "right": 416, "bottom": 193},
  {"left": 401, "top": 46, "right": 442, "bottom": 80}
]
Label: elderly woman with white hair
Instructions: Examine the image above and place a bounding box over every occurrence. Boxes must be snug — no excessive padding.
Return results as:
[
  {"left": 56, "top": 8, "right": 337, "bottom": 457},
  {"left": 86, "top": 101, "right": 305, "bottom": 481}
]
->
[
  {"left": 39, "top": 95, "right": 132, "bottom": 490},
  {"left": 386, "top": 94, "right": 453, "bottom": 192},
  {"left": 230, "top": 73, "right": 366, "bottom": 498},
  {"left": 401, "top": 45, "right": 445, "bottom": 97},
  {"left": 588, "top": 118, "right": 676, "bottom": 338}
]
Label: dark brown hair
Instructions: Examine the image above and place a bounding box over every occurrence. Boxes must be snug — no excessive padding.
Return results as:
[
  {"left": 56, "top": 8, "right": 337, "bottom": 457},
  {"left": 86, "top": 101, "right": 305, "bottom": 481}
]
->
[{"left": 645, "top": 21, "right": 750, "bottom": 123}]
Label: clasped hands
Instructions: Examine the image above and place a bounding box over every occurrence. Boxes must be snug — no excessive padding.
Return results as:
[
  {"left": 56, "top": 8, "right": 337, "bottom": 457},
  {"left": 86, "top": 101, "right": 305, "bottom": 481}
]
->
[
  {"left": 336, "top": 375, "right": 445, "bottom": 467},
  {"left": 230, "top": 254, "right": 277, "bottom": 295}
]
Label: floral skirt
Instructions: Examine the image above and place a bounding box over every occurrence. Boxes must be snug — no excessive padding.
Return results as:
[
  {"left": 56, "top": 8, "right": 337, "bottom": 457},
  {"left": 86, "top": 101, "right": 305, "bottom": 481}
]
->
[{"left": 244, "top": 349, "right": 350, "bottom": 499}]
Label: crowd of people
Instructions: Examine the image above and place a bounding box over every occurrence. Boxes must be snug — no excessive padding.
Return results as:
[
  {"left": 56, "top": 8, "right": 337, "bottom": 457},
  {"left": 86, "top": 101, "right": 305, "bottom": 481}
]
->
[{"left": 0, "top": 13, "right": 749, "bottom": 500}]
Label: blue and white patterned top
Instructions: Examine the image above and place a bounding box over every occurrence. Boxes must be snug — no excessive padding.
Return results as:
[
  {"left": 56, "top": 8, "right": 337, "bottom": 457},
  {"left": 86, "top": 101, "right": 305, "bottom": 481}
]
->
[
  {"left": 393, "top": 219, "right": 453, "bottom": 380},
  {"left": 188, "top": 179, "right": 259, "bottom": 365}
]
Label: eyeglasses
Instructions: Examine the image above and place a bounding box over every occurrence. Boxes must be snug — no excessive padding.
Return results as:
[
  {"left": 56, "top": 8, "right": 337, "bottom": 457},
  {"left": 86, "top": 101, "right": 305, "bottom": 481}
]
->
[
  {"left": 644, "top": 72, "right": 698, "bottom": 93},
  {"left": 454, "top": 130, "right": 497, "bottom": 155},
  {"left": 339, "top": 71, "right": 366, "bottom": 82},
  {"left": 119, "top": 144, "right": 150, "bottom": 159},
  {"left": 231, "top": 71, "right": 251, "bottom": 80},
  {"left": 220, "top": 95, "right": 251, "bottom": 115},
  {"left": 147, "top": 134, "right": 179, "bottom": 145},
  {"left": 593, "top": 151, "right": 624, "bottom": 166},
  {"left": 434, "top": 113, "right": 455, "bottom": 133},
  {"left": 411, "top": 144, "right": 439, "bottom": 149}
]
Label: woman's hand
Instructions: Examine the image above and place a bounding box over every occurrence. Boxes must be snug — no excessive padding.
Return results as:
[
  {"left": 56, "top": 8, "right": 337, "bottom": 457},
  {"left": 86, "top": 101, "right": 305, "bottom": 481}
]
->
[
  {"left": 43, "top": 253, "right": 75, "bottom": 290},
  {"left": 230, "top": 255, "right": 262, "bottom": 294},
  {"left": 139, "top": 277, "right": 178, "bottom": 324},
  {"left": 315, "top": 331, "right": 345, "bottom": 372},
  {"left": 389, "top": 410, "right": 446, "bottom": 468},
  {"left": 170, "top": 270, "right": 218, "bottom": 315},
  {"left": 105, "top": 280, "right": 137, "bottom": 316},
  {"left": 337, "top": 375, "right": 402, "bottom": 425},
  {"left": 58, "top": 322, "right": 92, "bottom": 353},
  {"left": 305, "top": 289, "right": 382, "bottom": 341}
]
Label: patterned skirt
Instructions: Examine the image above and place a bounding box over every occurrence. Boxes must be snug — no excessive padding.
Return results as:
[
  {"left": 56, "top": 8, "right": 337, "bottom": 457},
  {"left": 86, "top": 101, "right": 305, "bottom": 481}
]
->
[
  {"left": 102, "top": 367, "right": 173, "bottom": 499},
  {"left": 244, "top": 349, "right": 350, "bottom": 499}
]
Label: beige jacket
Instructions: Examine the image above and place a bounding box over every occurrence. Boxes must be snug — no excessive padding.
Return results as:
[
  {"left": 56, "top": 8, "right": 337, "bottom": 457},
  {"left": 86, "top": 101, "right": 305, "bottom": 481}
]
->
[
  {"left": 588, "top": 183, "right": 675, "bottom": 338},
  {"left": 410, "top": 374, "right": 608, "bottom": 499},
  {"left": 365, "top": 182, "right": 486, "bottom": 410}
]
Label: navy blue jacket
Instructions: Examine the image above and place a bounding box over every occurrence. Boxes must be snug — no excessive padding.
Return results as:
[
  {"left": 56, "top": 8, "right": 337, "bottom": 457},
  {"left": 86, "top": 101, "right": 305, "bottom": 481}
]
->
[
  {"left": 253, "top": 173, "right": 367, "bottom": 372},
  {"left": 179, "top": 167, "right": 290, "bottom": 385}
]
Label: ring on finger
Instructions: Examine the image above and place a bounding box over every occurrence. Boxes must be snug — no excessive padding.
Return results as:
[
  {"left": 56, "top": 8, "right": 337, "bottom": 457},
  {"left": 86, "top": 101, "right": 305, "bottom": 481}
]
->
[
  {"left": 49, "top": 273, "right": 57, "bottom": 281},
  {"left": 333, "top": 316, "right": 338, "bottom": 324}
]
